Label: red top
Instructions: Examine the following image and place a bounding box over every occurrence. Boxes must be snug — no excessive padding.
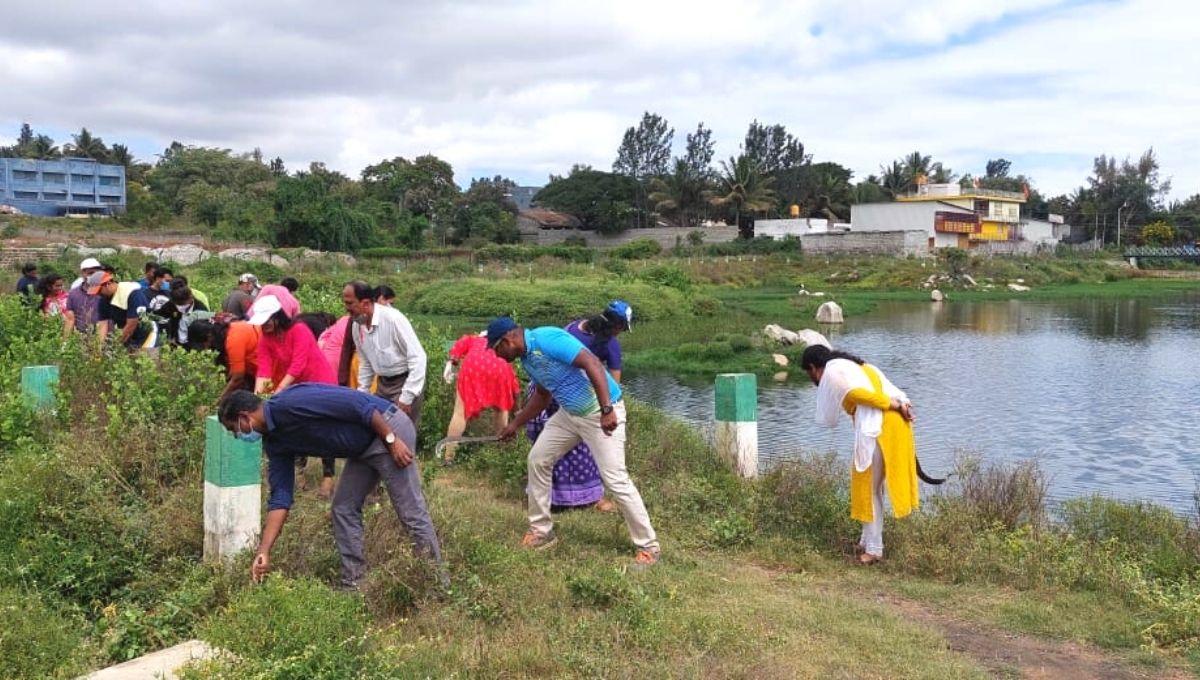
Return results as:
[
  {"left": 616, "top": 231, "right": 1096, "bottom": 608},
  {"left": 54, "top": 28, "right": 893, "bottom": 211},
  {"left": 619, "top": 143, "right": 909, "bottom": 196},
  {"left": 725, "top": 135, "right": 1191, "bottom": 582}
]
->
[
  {"left": 450, "top": 334, "right": 518, "bottom": 420},
  {"left": 257, "top": 322, "right": 337, "bottom": 387}
]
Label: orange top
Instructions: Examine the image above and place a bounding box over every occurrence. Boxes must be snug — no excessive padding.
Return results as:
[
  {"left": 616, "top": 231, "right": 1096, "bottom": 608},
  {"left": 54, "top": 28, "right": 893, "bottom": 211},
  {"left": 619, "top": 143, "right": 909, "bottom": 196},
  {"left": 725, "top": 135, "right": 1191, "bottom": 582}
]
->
[{"left": 225, "top": 322, "right": 262, "bottom": 377}]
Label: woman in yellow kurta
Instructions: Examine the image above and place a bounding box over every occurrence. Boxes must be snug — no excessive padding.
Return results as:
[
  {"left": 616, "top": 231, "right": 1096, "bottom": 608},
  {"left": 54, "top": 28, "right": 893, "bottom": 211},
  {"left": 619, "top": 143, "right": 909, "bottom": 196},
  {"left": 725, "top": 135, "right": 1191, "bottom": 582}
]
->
[{"left": 801, "top": 345, "right": 918, "bottom": 565}]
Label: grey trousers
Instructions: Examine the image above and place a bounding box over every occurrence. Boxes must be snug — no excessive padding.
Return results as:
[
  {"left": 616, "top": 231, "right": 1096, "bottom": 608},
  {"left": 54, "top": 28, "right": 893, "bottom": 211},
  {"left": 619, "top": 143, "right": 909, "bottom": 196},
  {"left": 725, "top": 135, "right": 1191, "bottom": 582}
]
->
[
  {"left": 331, "top": 407, "right": 442, "bottom": 588},
  {"left": 376, "top": 373, "right": 424, "bottom": 428}
]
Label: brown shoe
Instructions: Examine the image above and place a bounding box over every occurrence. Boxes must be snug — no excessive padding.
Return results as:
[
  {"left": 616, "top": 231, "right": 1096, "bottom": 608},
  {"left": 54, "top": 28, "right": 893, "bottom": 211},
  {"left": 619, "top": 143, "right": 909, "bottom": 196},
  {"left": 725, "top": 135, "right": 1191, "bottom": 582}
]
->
[
  {"left": 633, "top": 548, "right": 661, "bottom": 568},
  {"left": 520, "top": 530, "right": 557, "bottom": 551},
  {"left": 594, "top": 497, "right": 617, "bottom": 513}
]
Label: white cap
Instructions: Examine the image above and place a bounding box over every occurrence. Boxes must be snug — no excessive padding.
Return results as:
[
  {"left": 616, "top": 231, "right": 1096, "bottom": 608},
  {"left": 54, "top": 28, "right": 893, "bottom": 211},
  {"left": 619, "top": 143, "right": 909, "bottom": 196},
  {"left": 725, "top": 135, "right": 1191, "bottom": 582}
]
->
[
  {"left": 247, "top": 294, "right": 282, "bottom": 325},
  {"left": 239, "top": 273, "right": 259, "bottom": 284},
  {"left": 79, "top": 257, "right": 101, "bottom": 270}
]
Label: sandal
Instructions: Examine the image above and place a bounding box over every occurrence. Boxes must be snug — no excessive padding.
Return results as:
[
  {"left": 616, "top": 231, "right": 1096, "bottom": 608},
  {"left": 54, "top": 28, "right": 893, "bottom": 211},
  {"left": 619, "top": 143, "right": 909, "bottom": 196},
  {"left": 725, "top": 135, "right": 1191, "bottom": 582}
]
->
[{"left": 855, "top": 553, "right": 882, "bottom": 566}]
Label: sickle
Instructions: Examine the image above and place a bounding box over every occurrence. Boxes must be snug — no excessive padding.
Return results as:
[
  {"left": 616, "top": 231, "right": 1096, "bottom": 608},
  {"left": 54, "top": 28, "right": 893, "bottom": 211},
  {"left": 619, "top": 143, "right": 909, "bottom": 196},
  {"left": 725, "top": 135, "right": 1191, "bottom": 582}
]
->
[{"left": 434, "top": 435, "right": 501, "bottom": 462}]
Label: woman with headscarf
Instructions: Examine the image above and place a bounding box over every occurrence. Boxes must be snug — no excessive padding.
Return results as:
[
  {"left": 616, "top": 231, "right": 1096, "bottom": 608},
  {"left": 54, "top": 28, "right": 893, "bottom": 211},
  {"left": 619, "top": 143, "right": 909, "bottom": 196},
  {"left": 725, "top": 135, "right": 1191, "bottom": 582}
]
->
[
  {"left": 525, "top": 300, "right": 633, "bottom": 512},
  {"left": 800, "top": 345, "right": 919, "bottom": 565}
]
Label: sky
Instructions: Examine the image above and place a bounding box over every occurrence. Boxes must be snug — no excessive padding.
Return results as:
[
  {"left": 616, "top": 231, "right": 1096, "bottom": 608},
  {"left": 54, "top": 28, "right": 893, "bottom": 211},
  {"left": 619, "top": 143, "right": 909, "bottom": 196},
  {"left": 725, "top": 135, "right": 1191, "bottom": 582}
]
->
[{"left": 1, "top": 0, "right": 1195, "bottom": 199}]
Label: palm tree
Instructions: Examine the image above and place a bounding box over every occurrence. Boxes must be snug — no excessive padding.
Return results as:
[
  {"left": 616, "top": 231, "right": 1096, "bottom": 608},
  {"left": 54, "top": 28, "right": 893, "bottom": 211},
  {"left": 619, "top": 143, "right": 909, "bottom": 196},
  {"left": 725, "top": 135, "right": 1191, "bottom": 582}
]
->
[
  {"left": 711, "top": 155, "right": 776, "bottom": 236},
  {"left": 65, "top": 127, "right": 108, "bottom": 161},
  {"left": 109, "top": 143, "right": 134, "bottom": 168},
  {"left": 879, "top": 161, "right": 907, "bottom": 198},
  {"left": 29, "top": 135, "right": 60, "bottom": 159},
  {"left": 902, "top": 151, "right": 932, "bottom": 189},
  {"left": 649, "top": 159, "right": 707, "bottom": 228}
]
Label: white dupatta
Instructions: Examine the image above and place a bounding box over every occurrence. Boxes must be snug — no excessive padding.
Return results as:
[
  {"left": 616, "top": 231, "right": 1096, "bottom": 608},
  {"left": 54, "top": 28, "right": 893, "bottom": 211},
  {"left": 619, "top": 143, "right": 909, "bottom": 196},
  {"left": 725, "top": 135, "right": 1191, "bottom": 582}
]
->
[{"left": 814, "top": 358, "right": 907, "bottom": 473}]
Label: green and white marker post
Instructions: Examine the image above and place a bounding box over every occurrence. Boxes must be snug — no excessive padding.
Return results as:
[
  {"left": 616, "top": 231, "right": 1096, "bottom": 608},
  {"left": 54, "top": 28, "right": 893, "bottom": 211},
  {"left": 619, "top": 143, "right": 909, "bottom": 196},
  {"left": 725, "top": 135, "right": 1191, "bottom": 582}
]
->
[
  {"left": 20, "top": 365, "right": 59, "bottom": 411},
  {"left": 714, "top": 373, "right": 758, "bottom": 479},
  {"left": 203, "top": 415, "right": 261, "bottom": 563}
]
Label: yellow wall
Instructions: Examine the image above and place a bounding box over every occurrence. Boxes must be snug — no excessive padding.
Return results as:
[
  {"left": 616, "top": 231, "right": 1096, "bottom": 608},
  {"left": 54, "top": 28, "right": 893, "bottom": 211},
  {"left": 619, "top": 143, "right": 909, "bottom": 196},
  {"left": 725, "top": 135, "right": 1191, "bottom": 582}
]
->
[{"left": 971, "top": 221, "right": 1010, "bottom": 242}]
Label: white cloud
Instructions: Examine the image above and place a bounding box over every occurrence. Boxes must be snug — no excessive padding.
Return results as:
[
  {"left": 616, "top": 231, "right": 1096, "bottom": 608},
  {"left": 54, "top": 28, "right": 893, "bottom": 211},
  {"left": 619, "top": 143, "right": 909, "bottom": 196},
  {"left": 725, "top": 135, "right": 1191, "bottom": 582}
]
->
[{"left": 0, "top": 0, "right": 1193, "bottom": 199}]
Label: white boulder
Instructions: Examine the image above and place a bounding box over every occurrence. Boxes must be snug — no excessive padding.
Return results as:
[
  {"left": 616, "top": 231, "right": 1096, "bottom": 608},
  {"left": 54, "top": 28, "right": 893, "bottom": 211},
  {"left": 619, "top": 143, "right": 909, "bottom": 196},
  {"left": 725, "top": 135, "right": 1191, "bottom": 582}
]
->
[
  {"left": 816, "top": 301, "right": 844, "bottom": 324},
  {"left": 795, "top": 329, "right": 831, "bottom": 349},
  {"left": 763, "top": 324, "right": 801, "bottom": 345},
  {"left": 772, "top": 353, "right": 789, "bottom": 367},
  {"left": 931, "top": 289, "right": 944, "bottom": 302},
  {"left": 1007, "top": 283, "right": 1030, "bottom": 292},
  {"left": 218, "top": 248, "right": 290, "bottom": 267},
  {"left": 773, "top": 371, "right": 789, "bottom": 383},
  {"left": 157, "top": 244, "right": 209, "bottom": 265}
]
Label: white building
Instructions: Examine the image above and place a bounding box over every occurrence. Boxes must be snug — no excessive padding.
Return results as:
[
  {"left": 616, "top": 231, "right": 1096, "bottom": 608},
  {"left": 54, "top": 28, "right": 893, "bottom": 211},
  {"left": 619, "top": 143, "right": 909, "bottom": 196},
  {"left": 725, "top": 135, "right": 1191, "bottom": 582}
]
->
[
  {"left": 754, "top": 218, "right": 837, "bottom": 239},
  {"left": 850, "top": 201, "right": 980, "bottom": 250}
]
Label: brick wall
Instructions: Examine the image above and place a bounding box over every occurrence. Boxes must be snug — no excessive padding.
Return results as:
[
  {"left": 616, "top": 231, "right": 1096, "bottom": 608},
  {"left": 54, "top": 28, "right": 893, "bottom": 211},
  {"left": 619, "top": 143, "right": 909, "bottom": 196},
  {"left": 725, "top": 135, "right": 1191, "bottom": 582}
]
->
[
  {"left": 0, "top": 246, "right": 63, "bottom": 269},
  {"left": 798, "top": 230, "right": 931, "bottom": 257}
]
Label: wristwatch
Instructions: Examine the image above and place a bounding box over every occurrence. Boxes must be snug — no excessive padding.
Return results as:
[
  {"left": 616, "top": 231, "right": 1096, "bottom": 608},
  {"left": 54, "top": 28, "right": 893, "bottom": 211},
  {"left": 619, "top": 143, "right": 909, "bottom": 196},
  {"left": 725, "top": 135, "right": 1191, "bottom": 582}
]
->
[
  {"left": 600, "top": 404, "right": 614, "bottom": 416},
  {"left": 384, "top": 432, "right": 396, "bottom": 445}
]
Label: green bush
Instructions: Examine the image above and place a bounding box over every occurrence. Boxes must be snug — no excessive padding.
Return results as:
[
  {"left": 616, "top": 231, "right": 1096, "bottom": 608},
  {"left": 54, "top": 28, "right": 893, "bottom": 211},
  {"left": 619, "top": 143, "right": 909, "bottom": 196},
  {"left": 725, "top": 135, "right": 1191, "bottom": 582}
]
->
[
  {"left": 407, "top": 278, "right": 703, "bottom": 324},
  {"left": 0, "top": 587, "right": 88, "bottom": 680},
  {"left": 756, "top": 454, "right": 856, "bottom": 551},
  {"left": 610, "top": 238, "right": 662, "bottom": 260},
  {"left": 637, "top": 264, "right": 693, "bottom": 293},
  {"left": 1059, "top": 497, "right": 1200, "bottom": 580},
  {"left": 358, "top": 246, "right": 412, "bottom": 259},
  {"left": 193, "top": 577, "right": 371, "bottom": 679}
]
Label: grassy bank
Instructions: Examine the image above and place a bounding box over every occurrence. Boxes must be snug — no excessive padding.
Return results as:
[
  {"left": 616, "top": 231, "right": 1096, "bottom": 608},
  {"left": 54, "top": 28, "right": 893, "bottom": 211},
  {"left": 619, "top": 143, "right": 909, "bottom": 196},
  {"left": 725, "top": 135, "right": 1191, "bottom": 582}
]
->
[{"left": 1, "top": 294, "right": 1198, "bottom": 678}]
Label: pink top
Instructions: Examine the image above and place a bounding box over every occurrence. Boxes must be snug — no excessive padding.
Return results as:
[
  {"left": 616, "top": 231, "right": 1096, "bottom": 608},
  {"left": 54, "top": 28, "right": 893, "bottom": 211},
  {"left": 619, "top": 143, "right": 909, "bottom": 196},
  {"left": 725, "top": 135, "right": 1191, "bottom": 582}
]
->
[
  {"left": 318, "top": 315, "right": 351, "bottom": 371},
  {"left": 257, "top": 284, "right": 301, "bottom": 319},
  {"left": 257, "top": 322, "right": 337, "bottom": 386}
]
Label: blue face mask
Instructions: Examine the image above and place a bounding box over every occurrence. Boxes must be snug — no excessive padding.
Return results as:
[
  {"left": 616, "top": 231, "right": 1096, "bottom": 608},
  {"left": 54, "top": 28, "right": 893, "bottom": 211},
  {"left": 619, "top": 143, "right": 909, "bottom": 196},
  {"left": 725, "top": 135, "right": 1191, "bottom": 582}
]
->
[
  {"left": 161, "top": 281, "right": 171, "bottom": 291},
  {"left": 236, "top": 417, "right": 262, "bottom": 443}
]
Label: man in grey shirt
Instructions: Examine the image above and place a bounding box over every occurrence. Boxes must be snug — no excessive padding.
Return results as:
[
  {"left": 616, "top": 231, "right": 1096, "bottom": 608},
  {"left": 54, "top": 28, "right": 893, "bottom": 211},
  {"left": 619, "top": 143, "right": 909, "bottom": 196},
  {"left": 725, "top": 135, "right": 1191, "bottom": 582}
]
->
[
  {"left": 342, "top": 281, "right": 427, "bottom": 426},
  {"left": 222, "top": 273, "right": 259, "bottom": 318}
]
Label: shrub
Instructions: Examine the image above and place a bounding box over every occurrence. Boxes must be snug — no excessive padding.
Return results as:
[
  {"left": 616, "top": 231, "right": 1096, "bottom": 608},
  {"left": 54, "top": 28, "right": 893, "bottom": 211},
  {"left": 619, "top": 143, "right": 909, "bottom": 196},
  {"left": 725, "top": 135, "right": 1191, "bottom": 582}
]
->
[
  {"left": 1059, "top": 497, "right": 1200, "bottom": 580},
  {"left": 610, "top": 238, "right": 662, "bottom": 260},
  {"left": 756, "top": 453, "right": 856, "bottom": 551},
  {"left": 638, "top": 264, "right": 693, "bottom": 293},
  {"left": 357, "top": 246, "right": 412, "bottom": 259},
  {"left": 194, "top": 577, "right": 371, "bottom": 679},
  {"left": 0, "top": 587, "right": 88, "bottom": 680},
  {"left": 407, "top": 279, "right": 701, "bottom": 324}
]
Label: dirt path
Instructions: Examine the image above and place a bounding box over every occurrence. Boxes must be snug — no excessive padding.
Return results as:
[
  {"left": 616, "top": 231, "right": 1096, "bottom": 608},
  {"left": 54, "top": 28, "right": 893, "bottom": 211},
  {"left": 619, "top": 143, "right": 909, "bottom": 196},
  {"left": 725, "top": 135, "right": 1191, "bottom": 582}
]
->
[{"left": 875, "top": 593, "right": 1188, "bottom": 679}]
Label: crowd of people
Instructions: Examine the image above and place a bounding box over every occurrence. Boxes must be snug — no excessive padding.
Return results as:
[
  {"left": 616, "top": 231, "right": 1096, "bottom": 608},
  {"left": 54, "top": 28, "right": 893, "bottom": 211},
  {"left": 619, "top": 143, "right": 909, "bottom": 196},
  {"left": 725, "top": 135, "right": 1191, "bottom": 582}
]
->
[{"left": 13, "top": 256, "right": 923, "bottom": 587}]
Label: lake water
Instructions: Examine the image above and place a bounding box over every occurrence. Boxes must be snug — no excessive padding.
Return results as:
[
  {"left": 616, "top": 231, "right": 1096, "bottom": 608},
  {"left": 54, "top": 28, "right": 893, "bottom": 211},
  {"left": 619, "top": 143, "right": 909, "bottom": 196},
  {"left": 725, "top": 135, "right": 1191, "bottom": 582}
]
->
[{"left": 625, "top": 292, "right": 1200, "bottom": 513}]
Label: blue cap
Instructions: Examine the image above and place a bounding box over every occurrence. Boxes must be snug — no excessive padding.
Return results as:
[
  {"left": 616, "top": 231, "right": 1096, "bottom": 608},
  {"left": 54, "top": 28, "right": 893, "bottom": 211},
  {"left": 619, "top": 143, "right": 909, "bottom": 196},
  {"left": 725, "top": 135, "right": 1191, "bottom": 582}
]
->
[
  {"left": 607, "top": 300, "right": 633, "bottom": 331},
  {"left": 486, "top": 316, "right": 518, "bottom": 348}
]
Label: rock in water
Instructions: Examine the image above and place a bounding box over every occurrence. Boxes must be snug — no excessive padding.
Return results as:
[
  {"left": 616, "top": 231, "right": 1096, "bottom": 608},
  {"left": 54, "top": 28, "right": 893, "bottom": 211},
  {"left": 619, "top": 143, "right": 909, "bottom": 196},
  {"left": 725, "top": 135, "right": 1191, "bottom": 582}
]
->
[
  {"left": 795, "top": 329, "right": 831, "bottom": 348},
  {"left": 773, "top": 371, "right": 789, "bottom": 382},
  {"left": 931, "top": 289, "right": 944, "bottom": 302},
  {"left": 772, "top": 353, "right": 789, "bottom": 367},
  {"left": 815, "top": 301, "right": 844, "bottom": 324},
  {"left": 763, "top": 324, "right": 800, "bottom": 345}
]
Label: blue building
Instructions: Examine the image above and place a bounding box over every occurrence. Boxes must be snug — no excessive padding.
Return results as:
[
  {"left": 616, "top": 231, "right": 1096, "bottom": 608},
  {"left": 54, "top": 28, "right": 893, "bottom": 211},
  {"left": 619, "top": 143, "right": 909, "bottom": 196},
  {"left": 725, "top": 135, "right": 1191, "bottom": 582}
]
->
[{"left": 0, "top": 157, "right": 126, "bottom": 216}]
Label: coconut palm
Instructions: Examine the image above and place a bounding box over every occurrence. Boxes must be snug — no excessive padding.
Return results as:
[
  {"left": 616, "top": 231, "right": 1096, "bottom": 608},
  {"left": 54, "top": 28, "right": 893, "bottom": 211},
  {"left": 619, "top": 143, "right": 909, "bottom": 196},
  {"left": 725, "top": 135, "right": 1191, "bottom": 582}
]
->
[
  {"left": 65, "top": 127, "right": 109, "bottom": 161},
  {"left": 879, "top": 161, "right": 907, "bottom": 198},
  {"left": 29, "top": 135, "right": 60, "bottom": 159},
  {"left": 710, "top": 155, "right": 776, "bottom": 235},
  {"left": 649, "top": 159, "right": 708, "bottom": 228}
]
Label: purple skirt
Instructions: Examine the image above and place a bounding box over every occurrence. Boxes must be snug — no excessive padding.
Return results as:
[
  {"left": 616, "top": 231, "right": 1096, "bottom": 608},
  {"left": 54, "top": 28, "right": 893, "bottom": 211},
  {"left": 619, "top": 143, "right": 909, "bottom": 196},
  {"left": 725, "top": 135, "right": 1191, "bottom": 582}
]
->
[{"left": 525, "top": 394, "right": 605, "bottom": 508}]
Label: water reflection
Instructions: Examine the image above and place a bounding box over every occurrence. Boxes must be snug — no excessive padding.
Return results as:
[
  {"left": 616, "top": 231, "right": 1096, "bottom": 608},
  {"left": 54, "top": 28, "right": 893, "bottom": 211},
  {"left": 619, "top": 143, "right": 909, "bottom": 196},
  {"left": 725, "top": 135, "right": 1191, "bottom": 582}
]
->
[{"left": 626, "top": 292, "right": 1200, "bottom": 513}]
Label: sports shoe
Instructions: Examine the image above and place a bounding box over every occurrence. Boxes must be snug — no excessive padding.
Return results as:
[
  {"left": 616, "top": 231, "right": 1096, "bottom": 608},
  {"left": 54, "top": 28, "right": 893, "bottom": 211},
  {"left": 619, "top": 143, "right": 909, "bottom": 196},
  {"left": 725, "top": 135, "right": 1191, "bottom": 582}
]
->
[
  {"left": 633, "top": 548, "right": 661, "bottom": 567},
  {"left": 520, "top": 529, "right": 557, "bottom": 550}
]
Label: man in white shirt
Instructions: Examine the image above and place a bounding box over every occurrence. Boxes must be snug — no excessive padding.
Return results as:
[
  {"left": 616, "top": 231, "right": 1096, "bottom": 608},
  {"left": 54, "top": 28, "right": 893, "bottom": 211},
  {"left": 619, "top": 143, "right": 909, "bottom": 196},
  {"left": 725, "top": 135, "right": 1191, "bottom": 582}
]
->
[{"left": 342, "top": 280, "right": 428, "bottom": 426}]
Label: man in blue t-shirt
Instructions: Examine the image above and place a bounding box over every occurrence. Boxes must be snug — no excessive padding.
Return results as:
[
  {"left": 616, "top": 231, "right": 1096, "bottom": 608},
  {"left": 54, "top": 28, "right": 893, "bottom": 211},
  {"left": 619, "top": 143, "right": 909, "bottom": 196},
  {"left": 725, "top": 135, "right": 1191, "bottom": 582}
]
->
[
  {"left": 490, "top": 316, "right": 660, "bottom": 566},
  {"left": 217, "top": 384, "right": 443, "bottom": 589},
  {"left": 87, "top": 271, "right": 156, "bottom": 351}
]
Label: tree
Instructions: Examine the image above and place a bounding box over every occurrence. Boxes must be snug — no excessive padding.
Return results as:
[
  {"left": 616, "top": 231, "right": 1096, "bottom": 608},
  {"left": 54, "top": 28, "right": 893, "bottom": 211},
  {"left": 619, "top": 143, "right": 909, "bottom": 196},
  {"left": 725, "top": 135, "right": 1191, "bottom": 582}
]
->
[
  {"left": 649, "top": 159, "right": 709, "bottom": 229},
  {"left": 533, "top": 167, "right": 640, "bottom": 234},
  {"left": 985, "top": 158, "right": 1012, "bottom": 178},
  {"left": 361, "top": 154, "right": 459, "bottom": 226},
  {"left": 1075, "top": 148, "right": 1172, "bottom": 244},
  {"left": 682, "top": 122, "right": 715, "bottom": 180},
  {"left": 612, "top": 111, "right": 674, "bottom": 180},
  {"left": 742, "top": 120, "right": 806, "bottom": 176},
  {"left": 878, "top": 160, "right": 907, "bottom": 198},
  {"left": 269, "top": 157, "right": 286, "bottom": 177},
  {"left": 711, "top": 155, "right": 776, "bottom": 238},
  {"left": 148, "top": 144, "right": 274, "bottom": 215},
  {"left": 29, "top": 135, "right": 60, "bottom": 160},
  {"left": 65, "top": 127, "right": 109, "bottom": 161},
  {"left": 1139, "top": 221, "right": 1174, "bottom": 246},
  {"left": 449, "top": 175, "right": 521, "bottom": 245},
  {"left": 272, "top": 171, "right": 378, "bottom": 252}
]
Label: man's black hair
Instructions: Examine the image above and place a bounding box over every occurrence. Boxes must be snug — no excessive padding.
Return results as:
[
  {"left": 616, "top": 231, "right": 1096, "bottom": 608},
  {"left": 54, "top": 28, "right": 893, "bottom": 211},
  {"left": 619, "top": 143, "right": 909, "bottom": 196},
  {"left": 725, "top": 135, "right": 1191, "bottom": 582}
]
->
[
  {"left": 144, "top": 261, "right": 158, "bottom": 274},
  {"left": 799, "top": 345, "right": 865, "bottom": 370},
  {"left": 169, "top": 286, "right": 193, "bottom": 304},
  {"left": 218, "top": 390, "right": 261, "bottom": 423},
  {"left": 374, "top": 284, "right": 396, "bottom": 300},
  {"left": 20, "top": 262, "right": 37, "bottom": 275},
  {"left": 280, "top": 277, "right": 300, "bottom": 293},
  {"left": 346, "top": 280, "right": 375, "bottom": 301}
]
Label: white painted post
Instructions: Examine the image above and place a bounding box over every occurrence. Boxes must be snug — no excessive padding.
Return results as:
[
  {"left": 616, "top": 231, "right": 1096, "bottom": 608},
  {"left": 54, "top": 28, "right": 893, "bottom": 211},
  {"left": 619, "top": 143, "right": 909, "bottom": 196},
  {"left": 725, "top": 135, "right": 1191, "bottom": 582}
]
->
[
  {"left": 715, "top": 373, "right": 758, "bottom": 478},
  {"left": 203, "top": 416, "right": 261, "bottom": 562}
]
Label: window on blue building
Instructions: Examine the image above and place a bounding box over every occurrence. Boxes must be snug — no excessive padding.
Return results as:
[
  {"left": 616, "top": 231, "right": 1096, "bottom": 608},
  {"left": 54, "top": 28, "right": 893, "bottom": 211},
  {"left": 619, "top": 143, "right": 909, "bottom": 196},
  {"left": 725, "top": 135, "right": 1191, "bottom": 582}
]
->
[{"left": 12, "top": 170, "right": 37, "bottom": 182}]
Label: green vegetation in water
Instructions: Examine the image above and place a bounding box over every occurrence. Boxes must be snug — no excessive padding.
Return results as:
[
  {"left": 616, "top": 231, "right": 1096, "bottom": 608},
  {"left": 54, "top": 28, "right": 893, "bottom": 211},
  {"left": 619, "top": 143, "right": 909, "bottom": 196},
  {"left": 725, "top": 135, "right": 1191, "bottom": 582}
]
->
[{"left": 625, "top": 331, "right": 808, "bottom": 380}]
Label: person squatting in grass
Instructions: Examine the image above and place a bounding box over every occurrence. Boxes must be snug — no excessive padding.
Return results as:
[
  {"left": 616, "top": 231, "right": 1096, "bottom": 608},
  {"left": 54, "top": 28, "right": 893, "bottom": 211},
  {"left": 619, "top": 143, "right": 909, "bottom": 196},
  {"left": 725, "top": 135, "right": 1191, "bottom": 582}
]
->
[
  {"left": 217, "top": 384, "right": 444, "bottom": 589},
  {"left": 489, "top": 316, "right": 661, "bottom": 566},
  {"left": 440, "top": 330, "right": 519, "bottom": 463},
  {"left": 801, "top": 344, "right": 918, "bottom": 565}
]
